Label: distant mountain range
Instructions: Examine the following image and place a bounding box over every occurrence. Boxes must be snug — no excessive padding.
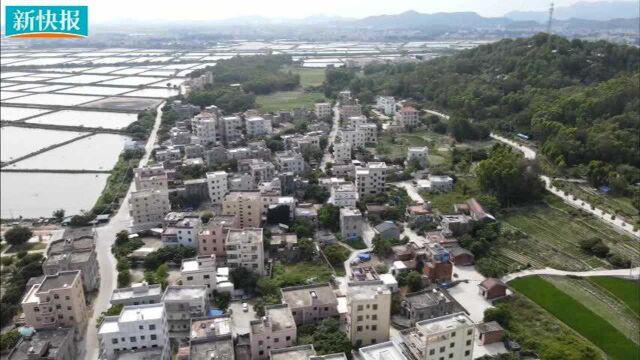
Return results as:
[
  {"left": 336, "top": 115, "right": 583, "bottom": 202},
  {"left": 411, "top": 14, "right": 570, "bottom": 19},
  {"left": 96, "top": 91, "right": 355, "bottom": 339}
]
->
[
  {"left": 505, "top": 1, "right": 640, "bottom": 22},
  {"left": 352, "top": 11, "right": 511, "bottom": 29}
]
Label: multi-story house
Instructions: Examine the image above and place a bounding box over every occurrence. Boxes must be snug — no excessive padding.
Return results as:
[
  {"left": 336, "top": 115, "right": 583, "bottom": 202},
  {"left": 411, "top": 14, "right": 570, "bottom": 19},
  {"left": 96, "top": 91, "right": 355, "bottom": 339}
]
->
[
  {"left": 5, "top": 327, "right": 74, "bottom": 360},
  {"left": 401, "top": 313, "right": 475, "bottom": 360},
  {"left": 338, "top": 127, "right": 365, "bottom": 149},
  {"left": 44, "top": 235, "right": 98, "bottom": 291},
  {"left": 249, "top": 304, "right": 297, "bottom": 360},
  {"left": 179, "top": 255, "right": 233, "bottom": 298},
  {"left": 347, "top": 115, "right": 367, "bottom": 128},
  {"left": 161, "top": 217, "right": 201, "bottom": 248},
  {"left": 189, "top": 316, "right": 234, "bottom": 360},
  {"left": 358, "top": 123, "right": 378, "bottom": 144},
  {"left": 355, "top": 162, "right": 387, "bottom": 197},
  {"left": 332, "top": 141, "right": 351, "bottom": 163},
  {"left": 134, "top": 165, "right": 168, "bottom": 191},
  {"left": 222, "top": 116, "right": 243, "bottom": 144},
  {"left": 97, "top": 303, "right": 171, "bottom": 360},
  {"left": 192, "top": 111, "right": 217, "bottom": 146},
  {"left": 397, "top": 106, "right": 420, "bottom": 128},
  {"left": 22, "top": 271, "right": 88, "bottom": 333},
  {"left": 281, "top": 284, "right": 339, "bottom": 325},
  {"left": 225, "top": 228, "right": 264, "bottom": 276},
  {"left": 246, "top": 116, "right": 272, "bottom": 138},
  {"left": 222, "top": 191, "right": 263, "bottom": 228},
  {"left": 206, "top": 171, "right": 228, "bottom": 205},
  {"left": 346, "top": 282, "right": 391, "bottom": 347},
  {"left": 110, "top": 282, "right": 163, "bottom": 307},
  {"left": 198, "top": 214, "right": 238, "bottom": 257},
  {"left": 129, "top": 189, "right": 171, "bottom": 232},
  {"left": 275, "top": 151, "right": 305, "bottom": 175},
  {"left": 340, "top": 207, "right": 363, "bottom": 240},
  {"left": 314, "top": 103, "right": 331, "bottom": 119},
  {"left": 407, "top": 147, "right": 429, "bottom": 168},
  {"left": 161, "top": 286, "right": 207, "bottom": 338},
  {"left": 376, "top": 96, "right": 395, "bottom": 115},
  {"left": 228, "top": 173, "right": 256, "bottom": 191},
  {"left": 339, "top": 104, "right": 361, "bottom": 121},
  {"left": 329, "top": 183, "right": 358, "bottom": 208},
  {"left": 400, "top": 288, "right": 463, "bottom": 326}
]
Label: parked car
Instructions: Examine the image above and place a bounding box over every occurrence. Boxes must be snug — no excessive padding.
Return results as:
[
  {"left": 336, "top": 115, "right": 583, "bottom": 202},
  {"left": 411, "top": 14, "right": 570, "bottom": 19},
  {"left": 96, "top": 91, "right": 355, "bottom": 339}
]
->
[{"left": 242, "top": 303, "right": 249, "bottom": 312}]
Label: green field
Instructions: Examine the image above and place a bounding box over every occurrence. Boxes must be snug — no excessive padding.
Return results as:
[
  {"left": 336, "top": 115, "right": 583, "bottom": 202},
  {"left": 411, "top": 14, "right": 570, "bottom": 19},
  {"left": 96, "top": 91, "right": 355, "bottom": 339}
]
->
[
  {"left": 589, "top": 276, "right": 640, "bottom": 317},
  {"left": 495, "top": 196, "right": 640, "bottom": 271},
  {"left": 3, "top": 242, "right": 46, "bottom": 254},
  {"left": 553, "top": 180, "right": 639, "bottom": 226},
  {"left": 273, "top": 262, "right": 334, "bottom": 285},
  {"left": 511, "top": 276, "right": 640, "bottom": 360},
  {"left": 544, "top": 276, "right": 639, "bottom": 343},
  {"left": 256, "top": 90, "right": 326, "bottom": 112},
  {"left": 289, "top": 68, "right": 326, "bottom": 87}
]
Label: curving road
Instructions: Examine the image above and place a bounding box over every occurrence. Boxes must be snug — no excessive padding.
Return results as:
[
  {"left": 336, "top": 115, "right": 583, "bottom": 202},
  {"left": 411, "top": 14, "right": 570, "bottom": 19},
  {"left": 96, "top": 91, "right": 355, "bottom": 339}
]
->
[
  {"left": 77, "top": 102, "right": 165, "bottom": 360},
  {"left": 502, "top": 266, "right": 640, "bottom": 283},
  {"left": 490, "top": 133, "right": 640, "bottom": 239}
]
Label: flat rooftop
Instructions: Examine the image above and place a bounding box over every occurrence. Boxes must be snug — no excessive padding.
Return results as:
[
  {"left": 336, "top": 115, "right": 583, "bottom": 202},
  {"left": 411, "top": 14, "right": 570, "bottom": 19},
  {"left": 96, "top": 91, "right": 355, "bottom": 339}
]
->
[
  {"left": 281, "top": 283, "right": 337, "bottom": 308},
  {"left": 340, "top": 207, "right": 361, "bottom": 217},
  {"left": 190, "top": 339, "right": 234, "bottom": 360},
  {"left": 250, "top": 304, "right": 295, "bottom": 334},
  {"left": 115, "top": 348, "right": 164, "bottom": 360},
  {"left": 191, "top": 316, "right": 232, "bottom": 340},
  {"left": 162, "top": 285, "right": 207, "bottom": 302},
  {"left": 416, "top": 312, "right": 474, "bottom": 335},
  {"left": 359, "top": 341, "right": 407, "bottom": 360},
  {"left": 99, "top": 303, "right": 165, "bottom": 335},
  {"left": 37, "top": 271, "right": 80, "bottom": 292},
  {"left": 405, "top": 288, "right": 453, "bottom": 308},
  {"left": 226, "top": 228, "right": 263, "bottom": 245},
  {"left": 270, "top": 345, "right": 316, "bottom": 360},
  {"left": 347, "top": 283, "right": 390, "bottom": 301},
  {"left": 6, "top": 328, "right": 72, "bottom": 360},
  {"left": 110, "top": 282, "right": 163, "bottom": 302}
]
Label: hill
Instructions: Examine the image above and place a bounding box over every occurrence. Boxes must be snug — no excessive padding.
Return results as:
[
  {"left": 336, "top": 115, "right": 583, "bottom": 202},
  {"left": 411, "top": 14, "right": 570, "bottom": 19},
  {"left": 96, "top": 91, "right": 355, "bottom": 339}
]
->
[
  {"left": 329, "top": 34, "right": 640, "bottom": 191},
  {"left": 506, "top": 1, "right": 640, "bottom": 22}
]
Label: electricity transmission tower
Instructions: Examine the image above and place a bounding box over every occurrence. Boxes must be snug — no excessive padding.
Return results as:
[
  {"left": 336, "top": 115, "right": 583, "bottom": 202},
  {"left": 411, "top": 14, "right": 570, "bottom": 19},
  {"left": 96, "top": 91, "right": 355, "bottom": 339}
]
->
[{"left": 547, "top": 2, "right": 554, "bottom": 34}]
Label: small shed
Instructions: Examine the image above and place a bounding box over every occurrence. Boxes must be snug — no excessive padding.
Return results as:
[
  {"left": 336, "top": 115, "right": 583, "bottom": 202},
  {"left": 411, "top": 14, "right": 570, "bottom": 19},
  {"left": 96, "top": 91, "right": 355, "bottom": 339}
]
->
[
  {"left": 477, "top": 321, "right": 505, "bottom": 345},
  {"left": 478, "top": 278, "right": 507, "bottom": 300}
]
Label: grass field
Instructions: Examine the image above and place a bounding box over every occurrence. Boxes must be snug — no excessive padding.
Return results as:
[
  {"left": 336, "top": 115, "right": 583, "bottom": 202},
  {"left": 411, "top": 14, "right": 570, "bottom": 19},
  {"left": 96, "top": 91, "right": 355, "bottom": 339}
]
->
[
  {"left": 256, "top": 90, "right": 326, "bottom": 112},
  {"left": 553, "top": 180, "right": 639, "bottom": 226},
  {"left": 544, "top": 275, "right": 639, "bottom": 344},
  {"left": 289, "top": 68, "right": 326, "bottom": 87},
  {"left": 496, "top": 196, "right": 640, "bottom": 271},
  {"left": 496, "top": 294, "right": 603, "bottom": 360},
  {"left": 589, "top": 276, "right": 640, "bottom": 317},
  {"left": 273, "top": 262, "right": 334, "bottom": 285},
  {"left": 511, "top": 276, "right": 640, "bottom": 360}
]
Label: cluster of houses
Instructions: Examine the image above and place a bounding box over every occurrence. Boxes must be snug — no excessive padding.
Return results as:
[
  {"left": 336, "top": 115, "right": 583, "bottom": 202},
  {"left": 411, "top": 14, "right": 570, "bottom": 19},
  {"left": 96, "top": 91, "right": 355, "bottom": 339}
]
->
[{"left": 3, "top": 92, "right": 513, "bottom": 360}]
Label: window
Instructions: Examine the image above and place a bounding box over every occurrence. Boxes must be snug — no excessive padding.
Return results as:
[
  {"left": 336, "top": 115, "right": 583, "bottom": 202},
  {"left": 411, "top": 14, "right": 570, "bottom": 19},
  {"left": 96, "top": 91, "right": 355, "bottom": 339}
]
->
[
  {"left": 451, "top": 331, "right": 456, "bottom": 337},
  {"left": 112, "top": 339, "right": 118, "bottom": 344},
  {"left": 440, "top": 346, "right": 445, "bottom": 353},
  {"left": 53, "top": 294, "right": 59, "bottom": 299},
  {"left": 130, "top": 337, "right": 137, "bottom": 342},
  {"left": 466, "top": 340, "right": 471, "bottom": 346},
  {"left": 286, "top": 336, "right": 291, "bottom": 341},
  {"left": 429, "top": 349, "right": 435, "bottom": 355},
  {"left": 372, "top": 314, "right": 377, "bottom": 320},
  {"left": 149, "top": 325, "right": 156, "bottom": 330},
  {"left": 357, "top": 315, "right": 363, "bottom": 321},
  {"left": 259, "top": 351, "right": 264, "bottom": 356},
  {"left": 139, "top": 325, "right": 144, "bottom": 330},
  {"left": 69, "top": 316, "right": 74, "bottom": 320},
  {"left": 357, "top": 305, "right": 363, "bottom": 311},
  {"left": 450, "top": 342, "right": 455, "bottom": 348},
  {"left": 372, "top": 304, "right": 378, "bottom": 310},
  {"left": 150, "top": 335, "right": 157, "bottom": 340},
  {"left": 449, "top": 355, "right": 454, "bottom": 359},
  {"left": 371, "top": 325, "right": 377, "bottom": 331},
  {"left": 141, "top": 336, "right": 145, "bottom": 340},
  {"left": 464, "top": 350, "right": 470, "bottom": 356},
  {"left": 258, "top": 341, "right": 263, "bottom": 346},
  {"left": 356, "top": 326, "right": 363, "bottom": 332},
  {"left": 467, "top": 329, "right": 472, "bottom": 335},
  {"left": 274, "top": 338, "right": 279, "bottom": 343}
]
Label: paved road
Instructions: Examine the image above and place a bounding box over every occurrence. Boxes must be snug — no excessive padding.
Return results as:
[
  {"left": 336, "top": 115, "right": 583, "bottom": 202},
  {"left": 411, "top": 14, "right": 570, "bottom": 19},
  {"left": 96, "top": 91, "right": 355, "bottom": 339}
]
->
[
  {"left": 491, "top": 133, "right": 640, "bottom": 239},
  {"left": 320, "top": 103, "right": 339, "bottom": 172},
  {"left": 502, "top": 267, "right": 640, "bottom": 283},
  {"left": 424, "top": 109, "right": 450, "bottom": 120},
  {"left": 77, "top": 102, "right": 165, "bottom": 360},
  {"left": 392, "top": 181, "right": 425, "bottom": 205}
]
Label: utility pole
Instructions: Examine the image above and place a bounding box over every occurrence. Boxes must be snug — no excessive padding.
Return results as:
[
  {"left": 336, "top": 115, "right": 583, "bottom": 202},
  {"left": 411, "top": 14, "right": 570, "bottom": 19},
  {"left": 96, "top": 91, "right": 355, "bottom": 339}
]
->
[{"left": 547, "top": 1, "right": 554, "bottom": 34}]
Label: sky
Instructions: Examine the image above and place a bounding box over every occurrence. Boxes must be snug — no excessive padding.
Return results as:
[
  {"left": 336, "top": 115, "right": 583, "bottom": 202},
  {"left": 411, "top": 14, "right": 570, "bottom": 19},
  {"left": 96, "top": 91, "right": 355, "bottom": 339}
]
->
[{"left": 0, "top": 0, "right": 629, "bottom": 23}]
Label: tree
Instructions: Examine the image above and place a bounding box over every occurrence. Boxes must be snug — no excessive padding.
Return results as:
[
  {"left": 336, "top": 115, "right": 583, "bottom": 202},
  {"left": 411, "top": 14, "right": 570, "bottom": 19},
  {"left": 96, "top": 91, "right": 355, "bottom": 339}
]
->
[
  {"left": 299, "top": 318, "right": 353, "bottom": 356},
  {"left": 230, "top": 267, "right": 259, "bottom": 293},
  {"left": 52, "top": 208, "right": 65, "bottom": 222},
  {"left": 406, "top": 271, "right": 424, "bottom": 292},
  {"left": 297, "top": 238, "right": 316, "bottom": 262},
  {"left": 4, "top": 225, "right": 32, "bottom": 246},
  {"left": 372, "top": 235, "right": 393, "bottom": 258},
  {"left": 200, "top": 211, "right": 214, "bottom": 224},
  {"left": 117, "top": 270, "right": 131, "bottom": 287},
  {"left": 484, "top": 306, "right": 512, "bottom": 328},
  {"left": 292, "top": 219, "right": 316, "bottom": 239},
  {"left": 0, "top": 330, "right": 20, "bottom": 351},
  {"left": 318, "top": 204, "right": 340, "bottom": 232},
  {"left": 324, "top": 244, "right": 349, "bottom": 265},
  {"left": 476, "top": 144, "right": 544, "bottom": 206}
]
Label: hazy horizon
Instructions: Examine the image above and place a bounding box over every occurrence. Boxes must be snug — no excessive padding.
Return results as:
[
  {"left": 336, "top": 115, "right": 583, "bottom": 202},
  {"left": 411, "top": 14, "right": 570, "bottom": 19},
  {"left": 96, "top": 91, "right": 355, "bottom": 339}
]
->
[{"left": 1, "top": 0, "right": 636, "bottom": 25}]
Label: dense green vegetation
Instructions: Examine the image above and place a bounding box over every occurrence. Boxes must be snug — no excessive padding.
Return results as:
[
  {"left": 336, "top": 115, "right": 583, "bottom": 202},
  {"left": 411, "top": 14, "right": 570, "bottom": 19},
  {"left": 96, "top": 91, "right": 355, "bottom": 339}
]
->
[
  {"left": 256, "top": 90, "right": 325, "bottom": 113},
  {"left": 0, "top": 253, "right": 44, "bottom": 327},
  {"left": 330, "top": 34, "right": 639, "bottom": 197},
  {"left": 91, "top": 148, "right": 144, "bottom": 216},
  {"left": 125, "top": 110, "right": 157, "bottom": 140},
  {"left": 589, "top": 276, "right": 640, "bottom": 317},
  {"left": 0, "top": 330, "right": 20, "bottom": 351},
  {"left": 298, "top": 319, "right": 353, "bottom": 357},
  {"left": 3, "top": 225, "right": 32, "bottom": 246},
  {"left": 484, "top": 295, "right": 602, "bottom": 360},
  {"left": 188, "top": 55, "right": 301, "bottom": 112},
  {"left": 511, "top": 275, "right": 640, "bottom": 360}
]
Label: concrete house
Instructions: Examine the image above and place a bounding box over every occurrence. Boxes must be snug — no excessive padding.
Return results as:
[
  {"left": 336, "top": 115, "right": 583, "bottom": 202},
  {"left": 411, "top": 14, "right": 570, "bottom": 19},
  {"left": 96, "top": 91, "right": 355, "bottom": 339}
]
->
[
  {"left": 281, "top": 283, "right": 339, "bottom": 326},
  {"left": 373, "top": 221, "right": 401, "bottom": 241}
]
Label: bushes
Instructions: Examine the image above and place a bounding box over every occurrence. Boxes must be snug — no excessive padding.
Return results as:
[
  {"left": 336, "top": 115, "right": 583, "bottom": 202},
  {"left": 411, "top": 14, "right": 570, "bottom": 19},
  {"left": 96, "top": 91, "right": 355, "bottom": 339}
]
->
[
  {"left": 112, "top": 231, "right": 144, "bottom": 258},
  {"left": 3, "top": 225, "right": 32, "bottom": 246},
  {"left": 143, "top": 246, "right": 196, "bottom": 270},
  {"left": 92, "top": 149, "right": 143, "bottom": 215},
  {"left": 0, "top": 254, "right": 44, "bottom": 326},
  {"left": 579, "top": 237, "right": 610, "bottom": 258},
  {"left": 0, "top": 330, "right": 20, "bottom": 351}
]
